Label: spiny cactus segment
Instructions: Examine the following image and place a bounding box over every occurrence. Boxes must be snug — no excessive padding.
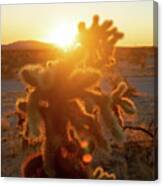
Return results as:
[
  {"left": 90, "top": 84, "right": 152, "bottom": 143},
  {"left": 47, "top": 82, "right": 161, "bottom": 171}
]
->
[{"left": 78, "top": 14, "right": 124, "bottom": 67}]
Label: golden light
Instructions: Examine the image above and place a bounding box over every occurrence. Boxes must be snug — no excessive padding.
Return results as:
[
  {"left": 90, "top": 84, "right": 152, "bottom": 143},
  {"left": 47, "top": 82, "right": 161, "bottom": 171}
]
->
[
  {"left": 82, "top": 154, "right": 93, "bottom": 164},
  {"left": 80, "top": 140, "right": 89, "bottom": 149},
  {"left": 44, "top": 23, "right": 77, "bottom": 49}
]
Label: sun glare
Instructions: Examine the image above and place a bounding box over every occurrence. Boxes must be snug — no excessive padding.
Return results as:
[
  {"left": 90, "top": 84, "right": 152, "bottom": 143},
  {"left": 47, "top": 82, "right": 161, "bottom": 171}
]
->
[{"left": 45, "top": 23, "right": 77, "bottom": 49}]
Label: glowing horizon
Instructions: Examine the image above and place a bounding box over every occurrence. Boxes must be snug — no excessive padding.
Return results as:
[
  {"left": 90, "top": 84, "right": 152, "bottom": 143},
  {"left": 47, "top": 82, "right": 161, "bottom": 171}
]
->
[
  {"left": 1, "top": 0, "right": 155, "bottom": 47},
  {"left": 43, "top": 22, "right": 77, "bottom": 49}
]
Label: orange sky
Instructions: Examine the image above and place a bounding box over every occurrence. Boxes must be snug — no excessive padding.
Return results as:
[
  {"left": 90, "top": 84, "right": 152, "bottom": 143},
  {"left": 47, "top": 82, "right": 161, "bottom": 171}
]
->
[{"left": 1, "top": 0, "right": 155, "bottom": 46}]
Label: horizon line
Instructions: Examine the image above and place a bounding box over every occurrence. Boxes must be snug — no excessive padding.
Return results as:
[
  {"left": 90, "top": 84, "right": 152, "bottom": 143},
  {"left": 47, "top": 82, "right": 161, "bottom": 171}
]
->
[{"left": 1, "top": 39, "right": 157, "bottom": 48}]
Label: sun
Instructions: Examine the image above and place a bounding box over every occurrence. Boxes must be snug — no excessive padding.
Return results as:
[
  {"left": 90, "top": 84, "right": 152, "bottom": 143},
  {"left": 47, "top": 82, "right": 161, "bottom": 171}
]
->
[{"left": 44, "top": 23, "right": 77, "bottom": 49}]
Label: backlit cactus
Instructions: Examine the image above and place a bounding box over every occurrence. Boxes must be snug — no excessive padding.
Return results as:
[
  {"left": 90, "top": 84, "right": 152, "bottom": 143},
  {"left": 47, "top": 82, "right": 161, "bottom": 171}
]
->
[
  {"left": 17, "top": 59, "right": 108, "bottom": 177},
  {"left": 78, "top": 14, "right": 124, "bottom": 67},
  {"left": 80, "top": 81, "right": 137, "bottom": 143},
  {"left": 17, "top": 15, "right": 137, "bottom": 178},
  {"left": 93, "top": 166, "right": 116, "bottom": 179}
]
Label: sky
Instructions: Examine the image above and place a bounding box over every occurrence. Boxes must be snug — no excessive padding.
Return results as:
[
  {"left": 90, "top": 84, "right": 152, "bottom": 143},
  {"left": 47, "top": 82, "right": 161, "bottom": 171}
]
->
[{"left": 1, "top": 0, "right": 155, "bottom": 46}]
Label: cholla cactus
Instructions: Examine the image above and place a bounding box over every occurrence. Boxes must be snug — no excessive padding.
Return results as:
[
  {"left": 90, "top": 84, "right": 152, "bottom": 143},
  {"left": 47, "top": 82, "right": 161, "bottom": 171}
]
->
[
  {"left": 80, "top": 81, "right": 137, "bottom": 144},
  {"left": 16, "top": 59, "right": 108, "bottom": 177},
  {"left": 17, "top": 15, "right": 137, "bottom": 179},
  {"left": 78, "top": 14, "right": 124, "bottom": 67}
]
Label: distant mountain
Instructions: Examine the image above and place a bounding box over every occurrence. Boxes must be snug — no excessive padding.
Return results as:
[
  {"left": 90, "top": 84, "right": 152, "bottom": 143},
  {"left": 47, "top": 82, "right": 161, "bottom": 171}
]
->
[{"left": 1, "top": 40, "right": 55, "bottom": 50}]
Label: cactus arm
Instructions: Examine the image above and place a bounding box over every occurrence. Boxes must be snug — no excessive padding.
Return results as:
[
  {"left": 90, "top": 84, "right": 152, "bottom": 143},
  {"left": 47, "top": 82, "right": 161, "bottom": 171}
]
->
[
  {"left": 26, "top": 90, "right": 42, "bottom": 138},
  {"left": 68, "top": 99, "right": 107, "bottom": 149},
  {"left": 118, "top": 97, "right": 137, "bottom": 115},
  {"left": 67, "top": 68, "right": 100, "bottom": 98}
]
